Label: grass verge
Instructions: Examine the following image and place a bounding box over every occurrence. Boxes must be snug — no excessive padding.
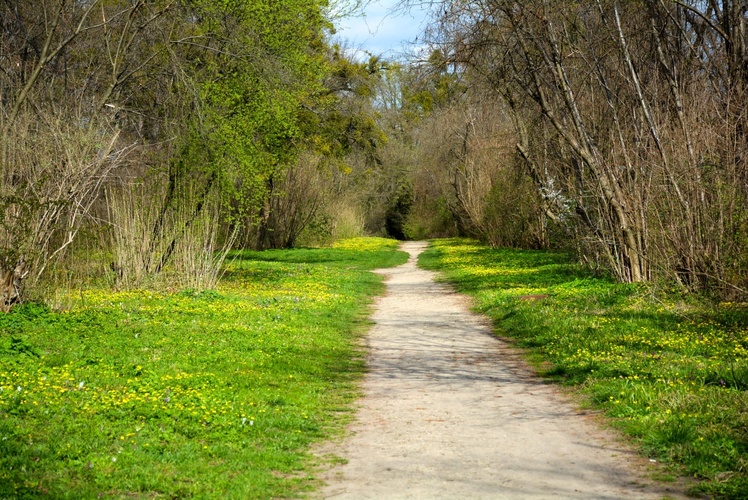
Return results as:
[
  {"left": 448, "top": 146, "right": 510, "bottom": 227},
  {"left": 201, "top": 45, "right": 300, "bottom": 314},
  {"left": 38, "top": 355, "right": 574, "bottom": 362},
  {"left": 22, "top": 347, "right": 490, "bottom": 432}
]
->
[
  {"left": 0, "top": 237, "right": 408, "bottom": 499},
  {"left": 419, "top": 238, "right": 748, "bottom": 499}
]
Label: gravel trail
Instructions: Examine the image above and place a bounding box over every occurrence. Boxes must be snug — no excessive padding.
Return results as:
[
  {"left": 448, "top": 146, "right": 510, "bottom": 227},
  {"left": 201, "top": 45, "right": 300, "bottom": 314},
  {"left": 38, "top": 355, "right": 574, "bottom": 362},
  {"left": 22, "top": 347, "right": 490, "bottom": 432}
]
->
[{"left": 317, "top": 241, "right": 686, "bottom": 499}]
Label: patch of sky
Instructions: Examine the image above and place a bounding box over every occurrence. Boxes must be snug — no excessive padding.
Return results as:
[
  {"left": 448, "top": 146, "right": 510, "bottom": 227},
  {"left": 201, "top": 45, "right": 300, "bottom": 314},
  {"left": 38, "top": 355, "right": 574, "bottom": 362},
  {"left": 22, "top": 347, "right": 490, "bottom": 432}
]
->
[{"left": 332, "top": 0, "right": 433, "bottom": 61}]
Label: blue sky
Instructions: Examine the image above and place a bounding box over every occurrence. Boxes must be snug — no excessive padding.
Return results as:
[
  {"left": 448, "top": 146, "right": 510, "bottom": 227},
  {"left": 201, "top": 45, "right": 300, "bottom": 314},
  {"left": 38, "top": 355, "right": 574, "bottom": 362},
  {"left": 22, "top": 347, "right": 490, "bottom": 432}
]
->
[{"left": 333, "top": 1, "right": 433, "bottom": 60}]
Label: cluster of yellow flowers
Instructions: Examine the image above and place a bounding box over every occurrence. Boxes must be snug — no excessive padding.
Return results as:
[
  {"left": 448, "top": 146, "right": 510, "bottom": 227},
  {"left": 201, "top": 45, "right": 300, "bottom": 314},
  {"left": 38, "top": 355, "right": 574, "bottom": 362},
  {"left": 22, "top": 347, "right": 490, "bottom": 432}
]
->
[
  {"left": 332, "top": 237, "right": 399, "bottom": 251},
  {"left": 0, "top": 361, "right": 259, "bottom": 430}
]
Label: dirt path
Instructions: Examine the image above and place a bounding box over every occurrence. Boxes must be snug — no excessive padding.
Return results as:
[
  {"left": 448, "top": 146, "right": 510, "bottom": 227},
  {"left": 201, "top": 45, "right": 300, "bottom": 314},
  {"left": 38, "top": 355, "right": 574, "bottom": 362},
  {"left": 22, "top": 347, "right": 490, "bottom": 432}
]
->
[{"left": 317, "top": 241, "right": 686, "bottom": 499}]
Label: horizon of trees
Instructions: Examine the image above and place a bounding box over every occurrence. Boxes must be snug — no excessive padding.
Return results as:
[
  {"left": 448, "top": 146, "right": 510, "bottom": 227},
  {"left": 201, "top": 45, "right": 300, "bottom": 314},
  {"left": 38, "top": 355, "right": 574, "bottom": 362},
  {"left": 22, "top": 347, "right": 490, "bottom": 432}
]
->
[{"left": 1, "top": 0, "right": 746, "bottom": 310}]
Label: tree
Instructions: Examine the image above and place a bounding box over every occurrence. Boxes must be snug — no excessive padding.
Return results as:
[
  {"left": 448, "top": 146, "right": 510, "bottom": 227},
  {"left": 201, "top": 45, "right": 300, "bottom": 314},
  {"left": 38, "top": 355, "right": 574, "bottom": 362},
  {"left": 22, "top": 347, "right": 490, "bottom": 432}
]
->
[
  {"left": 422, "top": 0, "right": 748, "bottom": 295},
  {"left": 0, "top": 0, "right": 342, "bottom": 304},
  {"left": 0, "top": 0, "right": 171, "bottom": 306}
]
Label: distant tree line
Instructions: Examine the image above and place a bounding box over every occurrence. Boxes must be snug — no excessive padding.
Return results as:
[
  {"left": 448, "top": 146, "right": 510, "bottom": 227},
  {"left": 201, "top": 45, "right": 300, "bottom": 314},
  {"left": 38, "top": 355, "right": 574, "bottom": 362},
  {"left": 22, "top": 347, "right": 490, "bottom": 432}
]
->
[{"left": 2, "top": 0, "right": 746, "bottom": 309}]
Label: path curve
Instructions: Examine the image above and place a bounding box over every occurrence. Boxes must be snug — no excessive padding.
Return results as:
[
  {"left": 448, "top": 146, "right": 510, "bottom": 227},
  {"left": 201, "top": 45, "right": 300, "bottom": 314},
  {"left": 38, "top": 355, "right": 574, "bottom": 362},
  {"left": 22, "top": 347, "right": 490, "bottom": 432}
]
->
[{"left": 317, "top": 242, "right": 685, "bottom": 499}]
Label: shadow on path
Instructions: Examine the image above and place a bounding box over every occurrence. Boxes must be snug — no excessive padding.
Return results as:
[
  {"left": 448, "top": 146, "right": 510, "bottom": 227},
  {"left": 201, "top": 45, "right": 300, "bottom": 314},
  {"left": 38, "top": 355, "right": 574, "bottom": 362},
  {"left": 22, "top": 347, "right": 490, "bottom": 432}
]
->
[{"left": 317, "top": 242, "right": 687, "bottom": 499}]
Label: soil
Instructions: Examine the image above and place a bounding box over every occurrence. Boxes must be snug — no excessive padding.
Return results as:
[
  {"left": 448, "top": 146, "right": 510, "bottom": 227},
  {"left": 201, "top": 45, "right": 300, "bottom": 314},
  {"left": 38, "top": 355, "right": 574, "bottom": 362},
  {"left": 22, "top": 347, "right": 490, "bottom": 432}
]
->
[{"left": 315, "top": 241, "right": 690, "bottom": 499}]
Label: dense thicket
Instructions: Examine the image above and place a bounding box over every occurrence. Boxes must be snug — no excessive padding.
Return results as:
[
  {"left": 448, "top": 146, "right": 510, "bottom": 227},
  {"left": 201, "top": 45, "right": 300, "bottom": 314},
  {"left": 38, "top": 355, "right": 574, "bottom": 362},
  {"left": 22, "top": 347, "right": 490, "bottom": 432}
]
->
[
  {"left": 401, "top": 0, "right": 748, "bottom": 298},
  {"left": 2, "top": 0, "right": 746, "bottom": 307},
  {"left": 0, "top": 0, "right": 392, "bottom": 307}
]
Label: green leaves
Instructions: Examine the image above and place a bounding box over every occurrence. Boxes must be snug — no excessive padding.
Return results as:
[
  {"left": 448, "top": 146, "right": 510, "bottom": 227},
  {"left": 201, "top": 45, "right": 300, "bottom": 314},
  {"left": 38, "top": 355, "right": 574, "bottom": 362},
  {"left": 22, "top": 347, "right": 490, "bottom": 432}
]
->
[{"left": 178, "top": 0, "right": 331, "bottom": 217}]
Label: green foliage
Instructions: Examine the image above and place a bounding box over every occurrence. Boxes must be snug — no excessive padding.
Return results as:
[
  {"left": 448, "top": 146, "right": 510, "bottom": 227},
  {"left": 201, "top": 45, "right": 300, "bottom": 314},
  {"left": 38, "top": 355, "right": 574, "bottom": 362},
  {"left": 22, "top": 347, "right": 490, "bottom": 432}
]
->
[
  {"left": 178, "top": 0, "right": 332, "bottom": 220},
  {"left": 402, "top": 50, "right": 465, "bottom": 118},
  {"left": 480, "top": 170, "right": 545, "bottom": 249},
  {"left": 0, "top": 238, "right": 407, "bottom": 498},
  {"left": 1, "top": 0, "right": 349, "bottom": 299},
  {"left": 314, "top": 48, "right": 388, "bottom": 164},
  {"left": 420, "top": 239, "right": 748, "bottom": 499},
  {"left": 384, "top": 183, "right": 413, "bottom": 240},
  {"left": 404, "top": 196, "right": 457, "bottom": 240}
]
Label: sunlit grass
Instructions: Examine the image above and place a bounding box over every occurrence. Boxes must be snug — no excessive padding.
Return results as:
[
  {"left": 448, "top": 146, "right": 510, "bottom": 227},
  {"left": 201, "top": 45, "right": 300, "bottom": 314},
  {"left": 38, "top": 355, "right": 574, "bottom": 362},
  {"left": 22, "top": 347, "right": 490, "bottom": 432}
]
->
[
  {"left": 420, "top": 238, "right": 748, "bottom": 499},
  {"left": 0, "top": 237, "right": 408, "bottom": 499}
]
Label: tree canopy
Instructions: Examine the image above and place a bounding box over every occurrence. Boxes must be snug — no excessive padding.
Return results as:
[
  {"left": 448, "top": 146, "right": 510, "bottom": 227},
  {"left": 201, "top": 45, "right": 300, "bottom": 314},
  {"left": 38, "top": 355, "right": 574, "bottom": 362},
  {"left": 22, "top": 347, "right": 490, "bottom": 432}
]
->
[{"left": 2, "top": 0, "right": 748, "bottom": 307}]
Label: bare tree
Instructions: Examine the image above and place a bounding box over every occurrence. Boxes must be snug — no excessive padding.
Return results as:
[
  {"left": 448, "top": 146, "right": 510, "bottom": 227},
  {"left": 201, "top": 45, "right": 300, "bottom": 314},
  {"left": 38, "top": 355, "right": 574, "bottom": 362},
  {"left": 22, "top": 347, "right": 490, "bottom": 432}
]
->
[
  {"left": 420, "top": 0, "right": 748, "bottom": 295},
  {"left": 0, "top": 1, "right": 179, "bottom": 305}
]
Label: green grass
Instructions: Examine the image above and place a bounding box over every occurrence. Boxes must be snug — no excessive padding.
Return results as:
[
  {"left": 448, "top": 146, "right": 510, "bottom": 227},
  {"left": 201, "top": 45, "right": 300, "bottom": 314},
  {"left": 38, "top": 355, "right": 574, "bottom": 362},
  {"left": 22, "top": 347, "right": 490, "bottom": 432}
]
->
[
  {"left": 0, "top": 237, "right": 408, "bottom": 499},
  {"left": 419, "top": 238, "right": 748, "bottom": 499}
]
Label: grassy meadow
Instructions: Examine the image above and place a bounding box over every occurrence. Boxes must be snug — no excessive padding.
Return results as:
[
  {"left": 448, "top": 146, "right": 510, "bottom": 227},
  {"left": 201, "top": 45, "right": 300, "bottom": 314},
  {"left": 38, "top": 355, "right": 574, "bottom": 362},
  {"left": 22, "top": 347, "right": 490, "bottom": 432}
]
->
[
  {"left": 420, "top": 238, "right": 748, "bottom": 499},
  {"left": 0, "top": 237, "right": 408, "bottom": 499}
]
